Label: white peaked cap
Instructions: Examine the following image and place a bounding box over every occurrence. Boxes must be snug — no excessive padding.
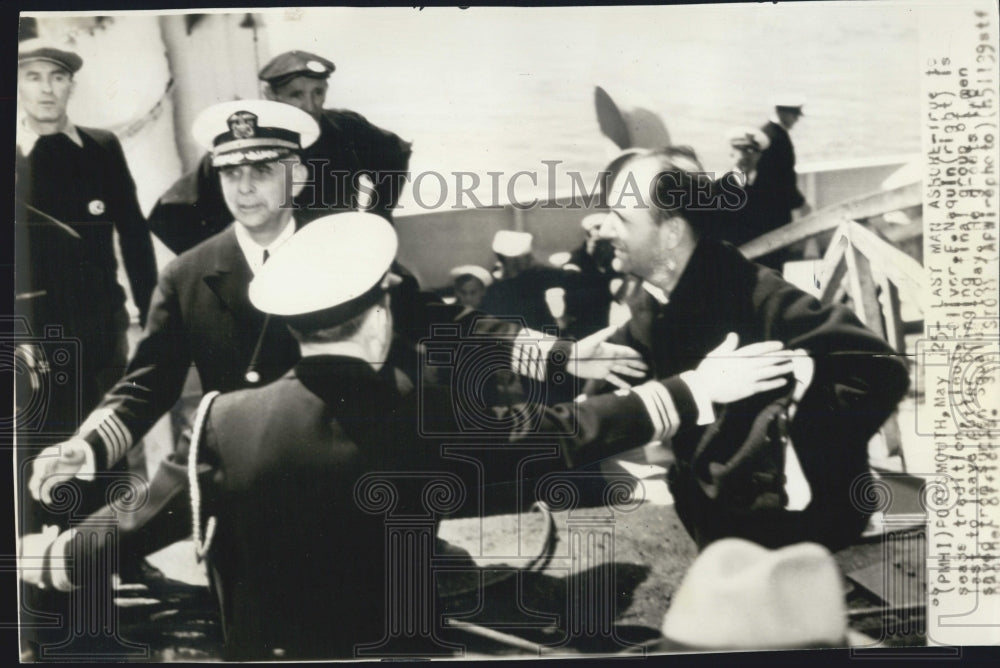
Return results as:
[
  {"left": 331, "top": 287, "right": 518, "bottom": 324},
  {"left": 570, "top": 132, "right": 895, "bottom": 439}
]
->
[{"left": 249, "top": 212, "right": 398, "bottom": 320}]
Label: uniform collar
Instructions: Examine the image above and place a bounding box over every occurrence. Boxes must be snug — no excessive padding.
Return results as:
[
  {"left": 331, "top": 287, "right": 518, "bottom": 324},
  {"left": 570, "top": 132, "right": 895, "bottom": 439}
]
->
[
  {"left": 233, "top": 217, "right": 297, "bottom": 275},
  {"left": 16, "top": 116, "right": 83, "bottom": 156},
  {"left": 294, "top": 354, "right": 400, "bottom": 405},
  {"left": 667, "top": 237, "right": 753, "bottom": 312}
]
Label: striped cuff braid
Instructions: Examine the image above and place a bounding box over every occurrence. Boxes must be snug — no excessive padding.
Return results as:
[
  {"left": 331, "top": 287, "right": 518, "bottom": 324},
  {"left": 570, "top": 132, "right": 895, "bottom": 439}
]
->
[
  {"left": 630, "top": 375, "right": 701, "bottom": 441},
  {"left": 78, "top": 408, "right": 133, "bottom": 470},
  {"left": 511, "top": 329, "right": 559, "bottom": 381}
]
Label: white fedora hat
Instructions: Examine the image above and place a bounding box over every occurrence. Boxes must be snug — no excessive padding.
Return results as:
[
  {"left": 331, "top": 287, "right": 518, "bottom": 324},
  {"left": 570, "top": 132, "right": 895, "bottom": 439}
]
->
[{"left": 659, "top": 538, "right": 853, "bottom": 650}]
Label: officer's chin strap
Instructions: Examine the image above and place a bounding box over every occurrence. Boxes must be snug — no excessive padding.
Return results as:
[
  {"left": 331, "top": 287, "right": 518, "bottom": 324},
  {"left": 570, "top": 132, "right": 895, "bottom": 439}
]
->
[{"left": 189, "top": 390, "right": 222, "bottom": 561}]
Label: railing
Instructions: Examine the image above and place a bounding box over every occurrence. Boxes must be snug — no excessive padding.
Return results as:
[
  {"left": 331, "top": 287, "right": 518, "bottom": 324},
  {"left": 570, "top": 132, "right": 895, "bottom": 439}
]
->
[{"left": 740, "top": 182, "right": 925, "bottom": 469}]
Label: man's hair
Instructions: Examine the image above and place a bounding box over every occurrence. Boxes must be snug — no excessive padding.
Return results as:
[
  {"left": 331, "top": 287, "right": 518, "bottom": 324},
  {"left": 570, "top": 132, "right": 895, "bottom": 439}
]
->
[
  {"left": 288, "top": 308, "right": 367, "bottom": 344},
  {"left": 286, "top": 295, "right": 387, "bottom": 344},
  {"left": 604, "top": 146, "right": 718, "bottom": 235}
]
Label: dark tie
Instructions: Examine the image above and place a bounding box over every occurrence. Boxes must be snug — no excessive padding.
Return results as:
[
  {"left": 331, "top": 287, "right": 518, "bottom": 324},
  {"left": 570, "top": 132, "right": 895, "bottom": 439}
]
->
[{"left": 262, "top": 249, "right": 270, "bottom": 264}]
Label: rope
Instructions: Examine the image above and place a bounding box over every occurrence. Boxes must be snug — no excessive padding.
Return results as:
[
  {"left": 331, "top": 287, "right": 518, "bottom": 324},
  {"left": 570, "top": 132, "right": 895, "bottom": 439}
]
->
[
  {"left": 110, "top": 78, "right": 175, "bottom": 142},
  {"left": 189, "top": 390, "right": 221, "bottom": 561}
]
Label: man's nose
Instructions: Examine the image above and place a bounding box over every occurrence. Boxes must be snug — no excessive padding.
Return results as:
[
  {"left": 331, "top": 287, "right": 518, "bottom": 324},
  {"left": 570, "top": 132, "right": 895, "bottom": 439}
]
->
[
  {"left": 303, "top": 95, "right": 322, "bottom": 119},
  {"left": 238, "top": 169, "right": 255, "bottom": 193}
]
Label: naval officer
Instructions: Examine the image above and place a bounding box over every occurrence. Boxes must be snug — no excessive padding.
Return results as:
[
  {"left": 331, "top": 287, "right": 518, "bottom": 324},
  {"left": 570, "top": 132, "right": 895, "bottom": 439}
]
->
[
  {"left": 24, "top": 100, "right": 318, "bottom": 579},
  {"left": 182, "top": 213, "right": 800, "bottom": 658},
  {"left": 148, "top": 49, "right": 412, "bottom": 255},
  {"left": 756, "top": 98, "right": 811, "bottom": 228}
]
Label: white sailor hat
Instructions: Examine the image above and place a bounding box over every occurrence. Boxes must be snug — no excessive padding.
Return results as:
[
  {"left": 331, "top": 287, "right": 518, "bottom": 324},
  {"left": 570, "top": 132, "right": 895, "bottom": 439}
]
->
[
  {"left": 772, "top": 95, "right": 806, "bottom": 115},
  {"left": 192, "top": 99, "right": 320, "bottom": 168},
  {"left": 727, "top": 127, "right": 771, "bottom": 152},
  {"left": 18, "top": 38, "right": 83, "bottom": 73},
  {"left": 449, "top": 264, "right": 493, "bottom": 288},
  {"left": 492, "top": 230, "right": 533, "bottom": 257},
  {"left": 249, "top": 212, "right": 398, "bottom": 330}
]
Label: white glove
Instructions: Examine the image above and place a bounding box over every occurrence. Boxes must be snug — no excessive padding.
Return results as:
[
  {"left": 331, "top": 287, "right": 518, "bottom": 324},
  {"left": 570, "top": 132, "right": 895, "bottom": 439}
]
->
[
  {"left": 683, "top": 333, "right": 800, "bottom": 406},
  {"left": 18, "top": 525, "right": 60, "bottom": 589},
  {"left": 28, "top": 438, "right": 95, "bottom": 507}
]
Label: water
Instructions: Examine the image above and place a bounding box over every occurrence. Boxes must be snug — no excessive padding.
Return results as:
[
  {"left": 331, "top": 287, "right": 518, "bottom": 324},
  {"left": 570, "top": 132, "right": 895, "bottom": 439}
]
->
[{"left": 265, "top": 4, "right": 921, "bottom": 208}]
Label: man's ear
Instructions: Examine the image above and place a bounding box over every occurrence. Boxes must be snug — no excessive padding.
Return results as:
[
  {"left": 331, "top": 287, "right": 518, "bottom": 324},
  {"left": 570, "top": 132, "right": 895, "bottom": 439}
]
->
[
  {"left": 261, "top": 83, "right": 277, "bottom": 101},
  {"left": 662, "top": 215, "right": 685, "bottom": 250}
]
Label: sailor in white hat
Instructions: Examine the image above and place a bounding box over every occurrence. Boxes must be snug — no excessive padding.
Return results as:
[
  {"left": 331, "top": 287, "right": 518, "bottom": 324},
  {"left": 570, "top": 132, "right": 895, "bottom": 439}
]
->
[
  {"left": 757, "top": 95, "right": 810, "bottom": 228},
  {"left": 481, "top": 230, "right": 569, "bottom": 333},
  {"left": 449, "top": 264, "right": 493, "bottom": 311}
]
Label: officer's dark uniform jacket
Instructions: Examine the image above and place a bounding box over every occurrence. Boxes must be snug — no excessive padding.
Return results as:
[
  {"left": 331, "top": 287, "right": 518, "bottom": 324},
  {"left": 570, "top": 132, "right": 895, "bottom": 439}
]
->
[
  {"left": 195, "top": 350, "right": 662, "bottom": 660},
  {"left": 148, "top": 109, "right": 412, "bottom": 255},
  {"left": 66, "top": 223, "right": 301, "bottom": 560},
  {"left": 755, "top": 120, "right": 806, "bottom": 227},
  {"left": 600, "top": 238, "right": 909, "bottom": 550}
]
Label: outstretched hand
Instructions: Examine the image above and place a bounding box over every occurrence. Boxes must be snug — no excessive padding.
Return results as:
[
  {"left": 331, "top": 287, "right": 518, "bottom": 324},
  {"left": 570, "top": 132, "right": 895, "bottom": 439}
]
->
[
  {"left": 28, "top": 438, "right": 93, "bottom": 507},
  {"left": 687, "top": 332, "right": 803, "bottom": 405},
  {"left": 569, "top": 325, "right": 648, "bottom": 389}
]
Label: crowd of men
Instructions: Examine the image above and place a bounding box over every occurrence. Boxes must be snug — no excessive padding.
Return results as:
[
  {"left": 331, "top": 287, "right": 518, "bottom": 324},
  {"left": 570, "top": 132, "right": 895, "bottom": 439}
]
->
[{"left": 15, "top": 37, "right": 907, "bottom": 660}]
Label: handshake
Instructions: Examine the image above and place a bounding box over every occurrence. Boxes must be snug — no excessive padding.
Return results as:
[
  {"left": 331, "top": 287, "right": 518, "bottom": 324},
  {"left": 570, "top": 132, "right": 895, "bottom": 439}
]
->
[
  {"left": 571, "top": 326, "right": 809, "bottom": 405},
  {"left": 26, "top": 329, "right": 809, "bottom": 508}
]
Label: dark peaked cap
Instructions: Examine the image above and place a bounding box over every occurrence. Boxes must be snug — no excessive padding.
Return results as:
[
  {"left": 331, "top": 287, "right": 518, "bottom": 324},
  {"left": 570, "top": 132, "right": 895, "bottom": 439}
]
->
[
  {"left": 259, "top": 50, "right": 335, "bottom": 88},
  {"left": 18, "top": 38, "right": 83, "bottom": 73}
]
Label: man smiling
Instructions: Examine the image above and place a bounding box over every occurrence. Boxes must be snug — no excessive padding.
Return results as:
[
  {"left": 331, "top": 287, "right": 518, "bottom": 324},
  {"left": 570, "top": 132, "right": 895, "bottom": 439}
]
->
[{"left": 595, "top": 146, "right": 909, "bottom": 550}]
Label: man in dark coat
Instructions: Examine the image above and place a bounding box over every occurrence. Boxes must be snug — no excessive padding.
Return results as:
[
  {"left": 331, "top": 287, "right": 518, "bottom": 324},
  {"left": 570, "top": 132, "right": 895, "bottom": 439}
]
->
[
  {"left": 480, "top": 230, "right": 566, "bottom": 333},
  {"left": 712, "top": 127, "right": 794, "bottom": 271},
  {"left": 15, "top": 40, "right": 158, "bottom": 403},
  {"left": 148, "top": 50, "right": 412, "bottom": 255},
  {"left": 595, "top": 146, "right": 909, "bottom": 551},
  {"left": 755, "top": 100, "right": 810, "bottom": 228},
  {"left": 552, "top": 212, "right": 619, "bottom": 340}
]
